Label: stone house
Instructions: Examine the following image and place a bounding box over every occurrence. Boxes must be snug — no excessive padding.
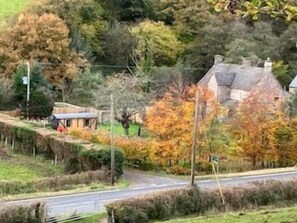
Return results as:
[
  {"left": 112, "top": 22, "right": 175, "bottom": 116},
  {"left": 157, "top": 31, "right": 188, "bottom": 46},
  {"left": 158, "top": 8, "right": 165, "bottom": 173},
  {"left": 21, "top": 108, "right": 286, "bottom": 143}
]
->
[{"left": 198, "top": 55, "right": 286, "bottom": 114}]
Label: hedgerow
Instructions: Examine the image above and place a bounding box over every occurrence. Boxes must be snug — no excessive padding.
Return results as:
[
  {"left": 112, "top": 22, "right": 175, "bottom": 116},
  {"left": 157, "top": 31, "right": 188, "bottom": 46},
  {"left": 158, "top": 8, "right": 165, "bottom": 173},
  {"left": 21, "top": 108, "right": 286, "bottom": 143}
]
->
[{"left": 106, "top": 179, "right": 297, "bottom": 223}]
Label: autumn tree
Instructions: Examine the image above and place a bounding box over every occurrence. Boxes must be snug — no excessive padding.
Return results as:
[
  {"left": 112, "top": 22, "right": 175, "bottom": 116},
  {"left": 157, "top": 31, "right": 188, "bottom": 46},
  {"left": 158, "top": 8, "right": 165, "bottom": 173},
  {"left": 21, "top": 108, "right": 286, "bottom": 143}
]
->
[
  {"left": 36, "top": 0, "right": 106, "bottom": 58},
  {"left": 145, "top": 85, "right": 218, "bottom": 166},
  {"left": 235, "top": 89, "right": 284, "bottom": 167},
  {"left": 0, "top": 13, "right": 87, "bottom": 100},
  {"left": 209, "top": 0, "right": 297, "bottom": 21},
  {"left": 272, "top": 122, "right": 294, "bottom": 167},
  {"left": 131, "top": 20, "right": 183, "bottom": 67}
]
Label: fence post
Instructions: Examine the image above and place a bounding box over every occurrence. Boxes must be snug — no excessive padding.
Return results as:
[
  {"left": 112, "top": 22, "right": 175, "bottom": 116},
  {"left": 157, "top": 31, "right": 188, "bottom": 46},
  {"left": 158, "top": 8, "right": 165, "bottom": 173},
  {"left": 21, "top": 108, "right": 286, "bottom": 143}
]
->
[{"left": 54, "top": 154, "right": 58, "bottom": 166}]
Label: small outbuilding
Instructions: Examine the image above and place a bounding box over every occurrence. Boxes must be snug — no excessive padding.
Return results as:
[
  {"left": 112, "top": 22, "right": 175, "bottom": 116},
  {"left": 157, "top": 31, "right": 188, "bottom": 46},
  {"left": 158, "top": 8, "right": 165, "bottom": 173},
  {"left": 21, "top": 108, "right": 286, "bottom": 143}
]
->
[{"left": 49, "top": 112, "right": 98, "bottom": 130}]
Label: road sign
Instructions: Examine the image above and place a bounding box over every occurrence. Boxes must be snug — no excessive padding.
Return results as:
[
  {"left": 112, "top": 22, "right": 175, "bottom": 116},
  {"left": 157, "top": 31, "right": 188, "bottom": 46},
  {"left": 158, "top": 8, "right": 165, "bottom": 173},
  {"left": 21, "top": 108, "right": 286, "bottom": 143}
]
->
[{"left": 210, "top": 154, "right": 219, "bottom": 163}]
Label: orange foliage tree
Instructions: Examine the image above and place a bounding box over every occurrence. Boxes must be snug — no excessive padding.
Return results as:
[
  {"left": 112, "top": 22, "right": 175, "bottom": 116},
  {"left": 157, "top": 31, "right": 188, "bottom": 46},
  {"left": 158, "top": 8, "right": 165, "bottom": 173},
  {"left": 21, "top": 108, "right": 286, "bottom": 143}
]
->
[
  {"left": 0, "top": 13, "right": 87, "bottom": 100},
  {"left": 145, "top": 85, "right": 218, "bottom": 166},
  {"left": 68, "top": 128, "right": 149, "bottom": 162},
  {"left": 235, "top": 90, "right": 286, "bottom": 167}
]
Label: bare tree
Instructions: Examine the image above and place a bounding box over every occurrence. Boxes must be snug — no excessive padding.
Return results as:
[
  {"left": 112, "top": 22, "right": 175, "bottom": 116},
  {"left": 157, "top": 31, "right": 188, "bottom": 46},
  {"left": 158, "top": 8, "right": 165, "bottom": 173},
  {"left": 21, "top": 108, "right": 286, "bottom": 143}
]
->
[
  {"left": 92, "top": 72, "right": 151, "bottom": 135},
  {"left": 0, "top": 78, "right": 15, "bottom": 110}
]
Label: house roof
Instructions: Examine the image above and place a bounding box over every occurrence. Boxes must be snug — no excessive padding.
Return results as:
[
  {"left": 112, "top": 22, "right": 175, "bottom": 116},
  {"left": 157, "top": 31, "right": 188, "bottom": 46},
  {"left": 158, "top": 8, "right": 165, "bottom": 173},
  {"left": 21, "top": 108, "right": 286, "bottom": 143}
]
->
[
  {"left": 215, "top": 72, "right": 236, "bottom": 86},
  {"left": 289, "top": 75, "right": 297, "bottom": 88},
  {"left": 51, "top": 112, "right": 97, "bottom": 120},
  {"left": 198, "top": 63, "right": 266, "bottom": 91}
]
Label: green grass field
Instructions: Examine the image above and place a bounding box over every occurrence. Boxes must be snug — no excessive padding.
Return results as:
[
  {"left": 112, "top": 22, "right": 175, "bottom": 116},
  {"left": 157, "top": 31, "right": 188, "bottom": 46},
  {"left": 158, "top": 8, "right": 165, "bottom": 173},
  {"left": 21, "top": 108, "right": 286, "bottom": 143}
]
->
[
  {"left": 0, "top": 153, "right": 63, "bottom": 181},
  {"left": 98, "top": 123, "right": 144, "bottom": 137},
  {"left": 0, "top": 0, "right": 29, "bottom": 17},
  {"left": 154, "top": 206, "right": 297, "bottom": 223},
  {"left": 66, "top": 213, "right": 107, "bottom": 223}
]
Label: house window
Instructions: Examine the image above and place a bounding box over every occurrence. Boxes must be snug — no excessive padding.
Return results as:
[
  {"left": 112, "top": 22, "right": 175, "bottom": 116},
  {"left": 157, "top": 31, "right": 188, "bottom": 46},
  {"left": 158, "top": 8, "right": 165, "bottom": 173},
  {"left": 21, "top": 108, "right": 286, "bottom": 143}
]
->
[
  {"left": 84, "top": 119, "right": 90, "bottom": 127},
  {"left": 66, "top": 119, "right": 72, "bottom": 127}
]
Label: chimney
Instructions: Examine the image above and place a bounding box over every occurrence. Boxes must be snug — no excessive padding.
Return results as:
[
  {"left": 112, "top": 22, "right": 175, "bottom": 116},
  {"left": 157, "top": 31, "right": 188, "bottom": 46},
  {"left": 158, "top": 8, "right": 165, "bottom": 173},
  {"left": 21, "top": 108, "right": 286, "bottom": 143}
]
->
[
  {"left": 241, "top": 57, "right": 251, "bottom": 67},
  {"left": 264, "top": 58, "right": 272, "bottom": 72},
  {"left": 214, "top": 55, "right": 224, "bottom": 65}
]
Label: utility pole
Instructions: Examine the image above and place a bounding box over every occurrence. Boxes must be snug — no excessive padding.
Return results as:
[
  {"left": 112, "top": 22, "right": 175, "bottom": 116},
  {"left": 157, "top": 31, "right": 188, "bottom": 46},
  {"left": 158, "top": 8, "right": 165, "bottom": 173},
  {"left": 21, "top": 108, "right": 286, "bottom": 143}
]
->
[
  {"left": 190, "top": 90, "right": 199, "bottom": 187},
  {"left": 110, "top": 94, "right": 115, "bottom": 186},
  {"left": 26, "top": 61, "right": 30, "bottom": 120}
]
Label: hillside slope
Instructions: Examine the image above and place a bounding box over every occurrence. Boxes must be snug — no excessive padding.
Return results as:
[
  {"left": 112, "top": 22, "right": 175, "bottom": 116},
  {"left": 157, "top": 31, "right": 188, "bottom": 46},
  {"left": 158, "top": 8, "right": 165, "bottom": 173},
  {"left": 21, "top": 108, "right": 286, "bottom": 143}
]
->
[{"left": 0, "top": 0, "right": 29, "bottom": 17}]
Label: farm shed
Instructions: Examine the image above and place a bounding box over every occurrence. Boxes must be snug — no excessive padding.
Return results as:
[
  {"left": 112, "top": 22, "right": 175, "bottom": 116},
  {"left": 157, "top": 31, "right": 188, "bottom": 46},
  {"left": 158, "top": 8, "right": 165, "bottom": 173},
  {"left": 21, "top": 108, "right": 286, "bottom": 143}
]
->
[{"left": 49, "top": 112, "right": 98, "bottom": 130}]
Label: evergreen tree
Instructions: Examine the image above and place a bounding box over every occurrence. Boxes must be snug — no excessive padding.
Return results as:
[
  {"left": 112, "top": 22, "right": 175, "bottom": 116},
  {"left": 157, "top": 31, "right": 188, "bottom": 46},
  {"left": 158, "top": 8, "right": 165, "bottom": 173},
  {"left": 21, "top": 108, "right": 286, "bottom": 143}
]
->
[{"left": 13, "top": 63, "right": 54, "bottom": 119}]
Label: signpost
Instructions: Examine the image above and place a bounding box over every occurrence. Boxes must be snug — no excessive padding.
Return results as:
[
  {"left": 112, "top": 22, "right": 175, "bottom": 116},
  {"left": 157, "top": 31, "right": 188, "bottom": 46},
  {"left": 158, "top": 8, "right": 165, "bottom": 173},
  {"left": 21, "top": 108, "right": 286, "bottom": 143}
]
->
[
  {"left": 209, "top": 154, "right": 224, "bottom": 204},
  {"left": 210, "top": 154, "right": 219, "bottom": 164}
]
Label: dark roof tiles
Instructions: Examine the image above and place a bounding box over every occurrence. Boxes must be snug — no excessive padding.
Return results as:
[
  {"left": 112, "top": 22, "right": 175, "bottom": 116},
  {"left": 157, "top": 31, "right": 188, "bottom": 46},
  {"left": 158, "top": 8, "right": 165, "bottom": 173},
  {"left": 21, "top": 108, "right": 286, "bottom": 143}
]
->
[{"left": 198, "top": 63, "right": 266, "bottom": 91}]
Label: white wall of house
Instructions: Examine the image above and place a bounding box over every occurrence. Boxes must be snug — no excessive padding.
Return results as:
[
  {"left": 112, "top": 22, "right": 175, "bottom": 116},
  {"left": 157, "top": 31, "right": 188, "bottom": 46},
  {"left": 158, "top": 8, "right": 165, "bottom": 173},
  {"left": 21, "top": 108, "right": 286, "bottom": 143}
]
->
[
  {"left": 289, "top": 87, "right": 297, "bottom": 94},
  {"left": 207, "top": 74, "right": 218, "bottom": 100},
  {"left": 230, "top": 89, "right": 249, "bottom": 101}
]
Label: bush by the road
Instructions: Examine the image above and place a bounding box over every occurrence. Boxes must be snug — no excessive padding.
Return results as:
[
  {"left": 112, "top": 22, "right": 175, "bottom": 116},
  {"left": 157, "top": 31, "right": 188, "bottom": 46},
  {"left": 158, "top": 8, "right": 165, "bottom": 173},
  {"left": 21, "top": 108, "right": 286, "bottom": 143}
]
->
[
  {"left": 0, "top": 170, "right": 110, "bottom": 195},
  {"left": 0, "top": 202, "right": 45, "bottom": 223},
  {"left": 80, "top": 149, "right": 125, "bottom": 176},
  {"left": 106, "top": 179, "right": 297, "bottom": 223}
]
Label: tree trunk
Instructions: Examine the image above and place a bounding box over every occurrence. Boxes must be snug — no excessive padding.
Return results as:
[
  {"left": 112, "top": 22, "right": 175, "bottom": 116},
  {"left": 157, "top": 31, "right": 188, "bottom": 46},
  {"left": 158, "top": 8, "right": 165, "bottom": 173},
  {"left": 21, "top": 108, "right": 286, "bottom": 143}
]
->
[
  {"left": 252, "top": 156, "right": 256, "bottom": 167},
  {"left": 124, "top": 127, "right": 129, "bottom": 136}
]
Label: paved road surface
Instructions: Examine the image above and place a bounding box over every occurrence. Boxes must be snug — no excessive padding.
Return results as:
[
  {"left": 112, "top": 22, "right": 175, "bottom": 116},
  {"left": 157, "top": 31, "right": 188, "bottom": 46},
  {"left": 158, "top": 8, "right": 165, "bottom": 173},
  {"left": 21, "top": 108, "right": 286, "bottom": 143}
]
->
[{"left": 2, "top": 171, "right": 297, "bottom": 218}]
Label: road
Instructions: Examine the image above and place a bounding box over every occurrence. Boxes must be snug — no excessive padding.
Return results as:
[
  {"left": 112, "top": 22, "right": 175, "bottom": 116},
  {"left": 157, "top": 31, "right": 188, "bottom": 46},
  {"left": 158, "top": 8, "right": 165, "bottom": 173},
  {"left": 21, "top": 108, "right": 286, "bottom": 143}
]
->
[{"left": 2, "top": 170, "right": 297, "bottom": 218}]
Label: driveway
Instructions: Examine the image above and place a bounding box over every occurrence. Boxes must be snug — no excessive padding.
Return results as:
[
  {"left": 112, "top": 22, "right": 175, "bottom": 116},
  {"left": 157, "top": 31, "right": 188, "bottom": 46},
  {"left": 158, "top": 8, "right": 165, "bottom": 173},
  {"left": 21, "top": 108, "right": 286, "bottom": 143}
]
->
[{"left": 122, "top": 170, "right": 187, "bottom": 188}]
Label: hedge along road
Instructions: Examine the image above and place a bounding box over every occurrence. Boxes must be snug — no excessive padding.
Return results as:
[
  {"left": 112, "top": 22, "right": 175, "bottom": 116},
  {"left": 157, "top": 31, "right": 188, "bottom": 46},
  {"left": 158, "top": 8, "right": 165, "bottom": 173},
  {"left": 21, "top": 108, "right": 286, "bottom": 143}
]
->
[{"left": 2, "top": 170, "right": 297, "bottom": 218}]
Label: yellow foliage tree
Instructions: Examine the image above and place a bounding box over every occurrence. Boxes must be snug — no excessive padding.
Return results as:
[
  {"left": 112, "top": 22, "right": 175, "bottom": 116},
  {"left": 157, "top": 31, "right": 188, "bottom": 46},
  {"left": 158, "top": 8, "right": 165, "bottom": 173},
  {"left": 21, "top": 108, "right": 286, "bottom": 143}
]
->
[
  {"left": 130, "top": 20, "right": 183, "bottom": 67},
  {"left": 209, "top": 0, "right": 297, "bottom": 21},
  {"left": 146, "top": 85, "right": 218, "bottom": 166}
]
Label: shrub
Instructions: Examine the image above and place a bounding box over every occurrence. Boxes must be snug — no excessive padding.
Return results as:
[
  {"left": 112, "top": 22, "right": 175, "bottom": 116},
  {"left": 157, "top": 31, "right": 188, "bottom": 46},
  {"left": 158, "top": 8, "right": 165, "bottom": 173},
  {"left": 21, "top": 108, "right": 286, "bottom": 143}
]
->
[
  {"left": 0, "top": 202, "right": 45, "bottom": 223},
  {"left": 106, "top": 179, "right": 297, "bottom": 223},
  {"left": 166, "top": 165, "right": 191, "bottom": 175},
  {"left": 0, "top": 170, "right": 110, "bottom": 196},
  {"left": 80, "top": 148, "right": 125, "bottom": 176}
]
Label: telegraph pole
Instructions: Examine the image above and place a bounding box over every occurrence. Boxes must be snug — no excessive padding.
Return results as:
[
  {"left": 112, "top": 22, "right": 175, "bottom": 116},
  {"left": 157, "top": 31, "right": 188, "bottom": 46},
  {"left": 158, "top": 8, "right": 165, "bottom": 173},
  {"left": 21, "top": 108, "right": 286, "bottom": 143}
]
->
[
  {"left": 110, "top": 94, "right": 115, "bottom": 186},
  {"left": 26, "top": 61, "right": 30, "bottom": 120},
  {"left": 190, "top": 90, "right": 199, "bottom": 187}
]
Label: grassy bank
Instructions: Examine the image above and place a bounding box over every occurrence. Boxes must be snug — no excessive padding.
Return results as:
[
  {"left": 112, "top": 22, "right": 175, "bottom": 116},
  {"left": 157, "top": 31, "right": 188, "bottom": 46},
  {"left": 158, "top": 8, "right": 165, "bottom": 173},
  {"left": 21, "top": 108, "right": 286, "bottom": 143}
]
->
[
  {"left": 154, "top": 206, "right": 297, "bottom": 223},
  {"left": 0, "top": 0, "right": 29, "bottom": 17},
  {"left": 0, "top": 153, "right": 62, "bottom": 181},
  {"left": 98, "top": 123, "right": 142, "bottom": 136},
  {"left": 65, "top": 212, "right": 107, "bottom": 223}
]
